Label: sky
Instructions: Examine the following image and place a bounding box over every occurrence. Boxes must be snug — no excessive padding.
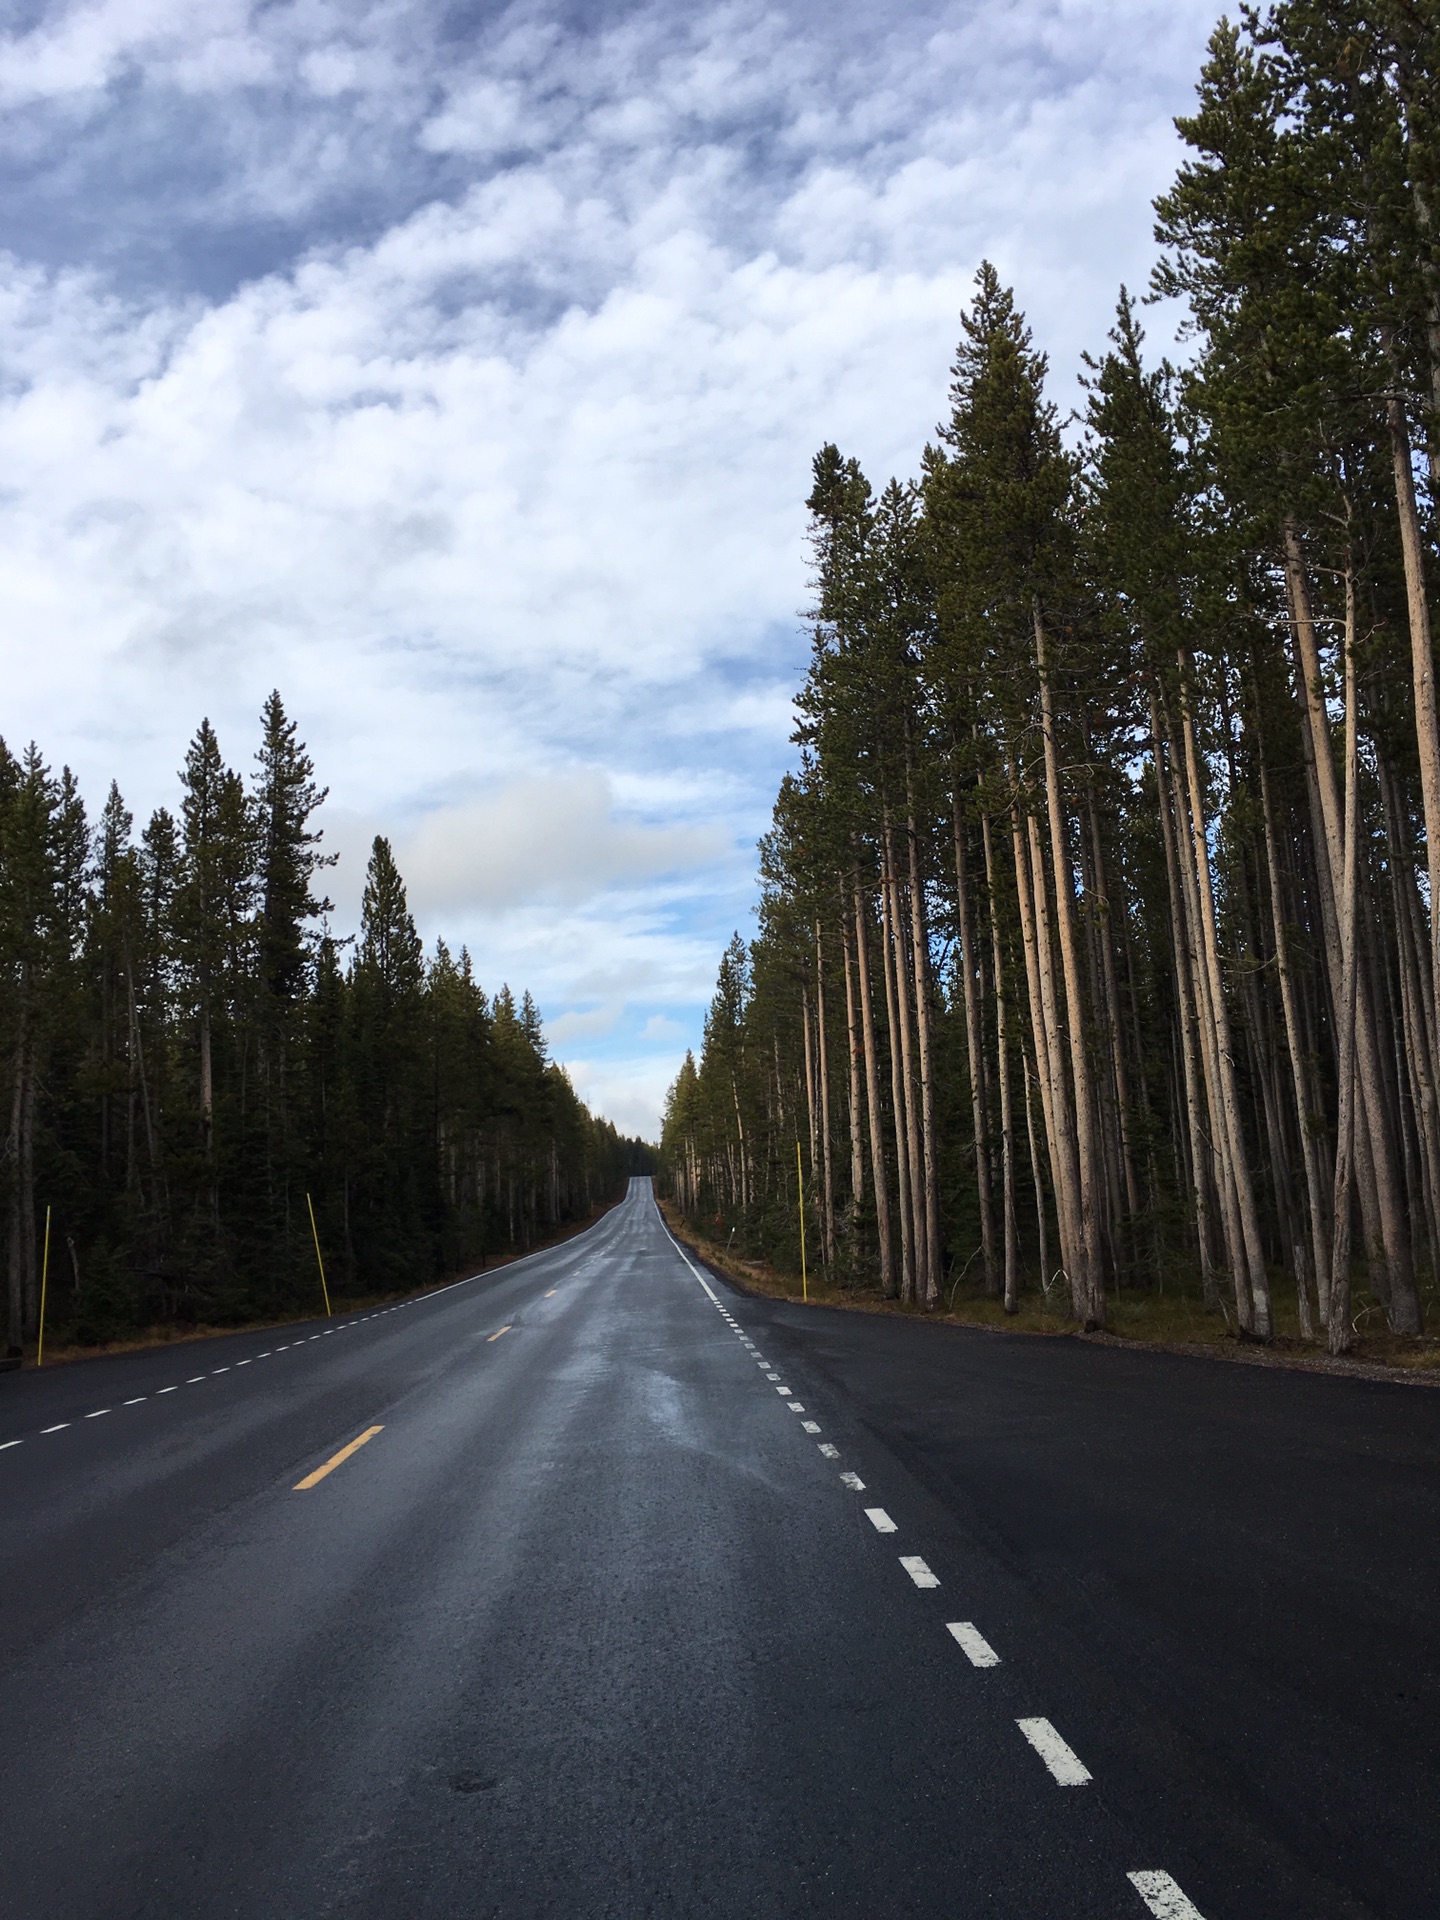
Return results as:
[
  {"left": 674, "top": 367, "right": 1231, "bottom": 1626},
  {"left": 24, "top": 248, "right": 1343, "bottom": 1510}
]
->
[{"left": 0, "top": 0, "right": 1221, "bottom": 1139}]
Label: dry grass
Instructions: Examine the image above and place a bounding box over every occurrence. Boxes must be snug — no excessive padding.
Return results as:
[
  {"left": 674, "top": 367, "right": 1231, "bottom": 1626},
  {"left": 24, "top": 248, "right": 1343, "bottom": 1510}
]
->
[{"left": 660, "top": 1200, "right": 1440, "bottom": 1382}]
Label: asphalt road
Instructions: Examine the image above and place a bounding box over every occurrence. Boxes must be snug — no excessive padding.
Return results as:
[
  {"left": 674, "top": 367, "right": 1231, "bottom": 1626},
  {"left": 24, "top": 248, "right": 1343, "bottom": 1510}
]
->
[{"left": 0, "top": 1178, "right": 1433, "bottom": 1919}]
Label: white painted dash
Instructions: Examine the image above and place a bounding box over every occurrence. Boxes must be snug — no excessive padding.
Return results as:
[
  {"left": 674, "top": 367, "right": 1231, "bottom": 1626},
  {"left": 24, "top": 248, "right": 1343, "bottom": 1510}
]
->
[
  {"left": 156, "top": 1386, "right": 178, "bottom": 1394},
  {"left": 41, "top": 1423, "right": 70, "bottom": 1434},
  {"left": 0, "top": 1439, "right": 20, "bottom": 1450},
  {"left": 899, "top": 1555, "right": 939, "bottom": 1588},
  {"left": 1127, "top": 1871, "right": 1207, "bottom": 1919},
  {"left": 774, "top": 1384, "right": 792, "bottom": 1395},
  {"left": 85, "top": 1409, "right": 111, "bottom": 1419},
  {"left": 765, "top": 1372, "right": 781, "bottom": 1380},
  {"left": 186, "top": 1376, "right": 205, "bottom": 1383},
  {"left": 787, "top": 1401, "right": 805, "bottom": 1412},
  {"left": 236, "top": 1359, "right": 252, "bottom": 1366},
  {"left": 1016, "top": 1718, "right": 1091, "bottom": 1785},
  {"left": 211, "top": 1367, "right": 229, "bottom": 1374},
  {"left": 865, "top": 1507, "right": 897, "bottom": 1533},
  {"left": 801, "top": 1420, "right": 821, "bottom": 1434},
  {"left": 839, "top": 1471, "right": 865, "bottom": 1491},
  {"left": 818, "top": 1443, "right": 839, "bottom": 1459},
  {"left": 123, "top": 1397, "right": 146, "bottom": 1405},
  {"left": 947, "top": 1621, "right": 1000, "bottom": 1667}
]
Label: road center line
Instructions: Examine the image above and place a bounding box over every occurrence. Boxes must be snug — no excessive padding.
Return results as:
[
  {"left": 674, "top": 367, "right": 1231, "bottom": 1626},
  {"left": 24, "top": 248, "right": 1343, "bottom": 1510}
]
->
[
  {"left": 899, "top": 1554, "right": 939, "bottom": 1588},
  {"left": 840, "top": 1471, "right": 865, "bottom": 1490},
  {"left": 123, "top": 1396, "right": 146, "bottom": 1405},
  {"left": 41, "top": 1423, "right": 69, "bottom": 1434},
  {"left": 947, "top": 1622, "right": 1001, "bottom": 1667},
  {"left": 1016, "top": 1718, "right": 1091, "bottom": 1785},
  {"left": 156, "top": 1386, "right": 177, "bottom": 1394},
  {"left": 85, "top": 1409, "right": 111, "bottom": 1418},
  {"left": 818, "top": 1443, "right": 839, "bottom": 1458},
  {"left": 801, "top": 1420, "right": 821, "bottom": 1434},
  {"left": 0, "top": 1439, "right": 20, "bottom": 1451},
  {"left": 1127, "top": 1870, "right": 1207, "bottom": 1918},
  {"left": 865, "top": 1507, "right": 897, "bottom": 1533},
  {"left": 487, "top": 1325, "right": 513, "bottom": 1342},
  {"left": 293, "top": 1424, "right": 384, "bottom": 1490},
  {"left": 788, "top": 1401, "right": 805, "bottom": 1412}
]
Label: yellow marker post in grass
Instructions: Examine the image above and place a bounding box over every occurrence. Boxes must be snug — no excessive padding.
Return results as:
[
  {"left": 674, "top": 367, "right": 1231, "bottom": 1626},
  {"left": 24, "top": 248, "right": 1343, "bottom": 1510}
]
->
[
  {"left": 796, "top": 1141, "right": 808, "bottom": 1303},
  {"left": 294, "top": 1425, "right": 383, "bottom": 1490},
  {"left": 36, "top": 1205, "right": 52, "bottom": 1367},
  {"left": 306, "top": 1191, "right": 333, "bottom": 1318}
]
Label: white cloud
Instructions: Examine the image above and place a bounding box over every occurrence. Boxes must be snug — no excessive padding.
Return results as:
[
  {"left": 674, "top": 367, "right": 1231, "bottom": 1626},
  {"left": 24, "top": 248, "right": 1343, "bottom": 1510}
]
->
[{"left": 0, "top": 0, "right": 1222, "bottom": 1133}]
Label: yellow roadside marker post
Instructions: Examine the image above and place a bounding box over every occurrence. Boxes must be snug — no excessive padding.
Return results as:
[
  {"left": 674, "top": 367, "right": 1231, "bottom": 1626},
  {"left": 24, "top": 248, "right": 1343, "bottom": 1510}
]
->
[
  {"left": 306, "top": 1191, "right": 333, "bottom": 1317},
  {"left": 796, "top": 1141, "right": 808, "bottom": 1303},
  {"left": 36, "top": 1205, "right": 52, "bottom": 1366}
]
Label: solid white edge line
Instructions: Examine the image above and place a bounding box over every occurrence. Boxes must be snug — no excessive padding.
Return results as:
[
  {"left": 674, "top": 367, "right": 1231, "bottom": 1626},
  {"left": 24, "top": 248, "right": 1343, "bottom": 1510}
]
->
[
  {"left": 1126, "top": 1871, "right": 1207, "bottom": 1919},
  {"left": 1016, "top": 1718, "right": 1091, "bottom": 1785},
  {"left": 899, "top": 1554, "right": 938, "bottom": 1587},
  {"left": 946, "top": 1621, "right": 1000, "bottom": 1667},
  {"left": 864, "top": 1507, "right": 897, "bottom": 1533}
]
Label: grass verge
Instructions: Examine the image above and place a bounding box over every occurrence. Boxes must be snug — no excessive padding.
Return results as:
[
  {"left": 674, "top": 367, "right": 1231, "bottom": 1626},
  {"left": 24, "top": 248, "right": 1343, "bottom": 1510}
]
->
[{"left": 659, "top": 1199, "right": 1440, "bottom": 1384}]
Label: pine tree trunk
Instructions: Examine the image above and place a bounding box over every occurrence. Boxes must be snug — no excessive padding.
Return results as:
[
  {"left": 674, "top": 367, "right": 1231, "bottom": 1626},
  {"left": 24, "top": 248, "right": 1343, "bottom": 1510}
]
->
[
  {"left": 905, "top": 793, "right": 941, "bottom": 1308},
  {"left": 1035, "top": 606, "right": 1105, "bottom": 1328},
  {"left": 6, "top": 991, "right": 33, "bottom": 1350},
  {"left": 982, "top": 810, "right": 1020, "bottom": 1313},
  {"left": 853, "top": 872, "right": 896, "bottom": 1297},
  {"left": 1150, "top": 689, "right": 1221, "bottom": 1311},
  {"left": 1174, "top": 657, "right": 1271, "bottom": 1334},
  {"left": 878, "top": 839, "right": 915, "bottom": 1303},
  {"left": 841, "top": 905, "right": 866, "bottom": 1231},
  {"left": 953, "top": 790, "right": 997, "bottom": 1294},
  {"left": 814, "top": 924, "right": 837, "bottom": 1272},
  {"left": 1259, "top": 757, "right": 1332, "bottom": 1325},
  {"left": 1329, "top": 589, "right": 1361, "bottom": 1357}
]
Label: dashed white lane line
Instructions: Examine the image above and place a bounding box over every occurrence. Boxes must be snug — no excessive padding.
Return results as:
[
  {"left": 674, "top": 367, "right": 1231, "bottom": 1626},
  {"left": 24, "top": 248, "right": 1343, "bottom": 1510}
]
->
[
  {"left": 1127, "top": 1870, "right": 1207, "bottom": 1918},
  {"left": 211, "top": 1367, "right": 230, "bottom": 1374},
  {"left": 765, "top": 1371, "right": 781, "bottom": 1380},
  {"left": 865, "top": 1507, "right": 897, "bottom": 1533},
  {"left": 947, "top": 1621, "right": 1001, "bottom": 1667},
  {"left": 156, "top": 1386, "right": 177, "bottom": 1394},
  {"left": 839, "top": 1471, "right": 865, "bottom": 1491},
  {"left": 0, "top": 1439, "right": 20, "bottom": 1450},
  {"left": 235, "top": 1359, "right": 251, "bottom": 1366},
  {"left": 85, "top": 1409, "right": 111, "bottom": 1419},
  {"left": 801, "top": 1420, "right": 821, "bottom": 1434},
  {"left": 1017, "top": 1718, "right": 1092, "bottom": 1786},
  {"left": 123, "top": 1396, "right": 146, "bottom": 1405},
  {"left": 774, "top": 1384, "right": 793, "bottom": 1394},
  {"left": 900, "top": 1555, "right": 939, "bottom": 1588},
  {"left": 818, "top": 1443, "right": 839, "bottom": 1458},
  {"left": 186, "top": 1376, "right": 205, "bottom": 1383},
  {"left": 787, "top": 1401, "right": 805, "bottom": 1412},
  {"left": 40, "top": 1424, "right": 69, "bottom": 1434}
]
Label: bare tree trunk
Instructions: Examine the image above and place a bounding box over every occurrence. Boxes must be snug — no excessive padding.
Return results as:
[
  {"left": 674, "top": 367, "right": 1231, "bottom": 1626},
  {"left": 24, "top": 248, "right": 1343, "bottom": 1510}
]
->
[
  {"left": 853, "top": 875, "right": 895, "bottom": 1297},
  {"left": 878, "top": 852, "right": 914, "bottom": 1303},
  {"left": 1023, "top": 1048, "right": 1051, "bottom": 1295},
  {"left": 1151, "top": 690, "right": 1221, "bottom": 1310},
  {"left": 982, "top": 810, "right": 1019, "bottom": 1313},
  {"left": 814, "top": 928, "right": 837, "bottom": 1273},
  {"left": 1086, "top": 793, "right": 1142, "bottom": 1219},
  {"left": 1329, "top": 582, "right": 1361, "bottom": 1357},
  {"left": 953, "top": 790, "right": 997, "bottom": 1294},
  {"left": 841, "top": 904, "right": 866, "bottom": 1236},
  {"left": 1174, "top": 657, "right": 1271, "bottom": 1334},
  {"left": 6, "top": 991, "right": 33, "bottom": 1349},
  {"left": 1259, "top": 757, "right": 1332, "bottom": 1324},
  {"left": 884, "top": 815, "right": 926, "bottom": 1302},
  {"left": 1017, "top": 804, "right": 1085, "bottom": 1310},
  {"left": 905, "top": 793, "right": 941, "bottom": 1308},
  {"left": 1035, "top": 607, "right": 1105, "bottom": 1327}
]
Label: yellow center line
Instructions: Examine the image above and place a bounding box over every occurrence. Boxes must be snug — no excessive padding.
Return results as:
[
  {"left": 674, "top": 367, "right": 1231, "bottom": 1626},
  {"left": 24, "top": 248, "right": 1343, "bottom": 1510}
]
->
[
  {"left": 293, "top": 1425, "right": 384, "bottom": 1490},
  {"left": 488, "top": 1325, "right": 513, "bottom": 1342},
  {"left": 544, "top": 1289, "right": 558, "bottom": 1298}
]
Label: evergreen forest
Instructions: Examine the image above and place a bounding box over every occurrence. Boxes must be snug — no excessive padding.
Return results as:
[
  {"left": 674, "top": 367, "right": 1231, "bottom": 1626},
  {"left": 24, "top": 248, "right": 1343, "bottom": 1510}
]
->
[
  {"left": 662, "top": 4, "right": 1440, "bottom": 1355},
  {"left": 1, "top": 691, "right": 647, "bottom": 1355}
]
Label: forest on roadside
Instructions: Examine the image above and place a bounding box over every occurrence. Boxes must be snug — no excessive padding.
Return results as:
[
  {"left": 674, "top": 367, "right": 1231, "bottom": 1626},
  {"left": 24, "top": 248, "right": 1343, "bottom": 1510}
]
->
[
  {"left": 662, "top": 4, "right": 1440, "bottom": 1356},
  {"left": 1, "top": 692, "right": 649, "bottom": 1354}
]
